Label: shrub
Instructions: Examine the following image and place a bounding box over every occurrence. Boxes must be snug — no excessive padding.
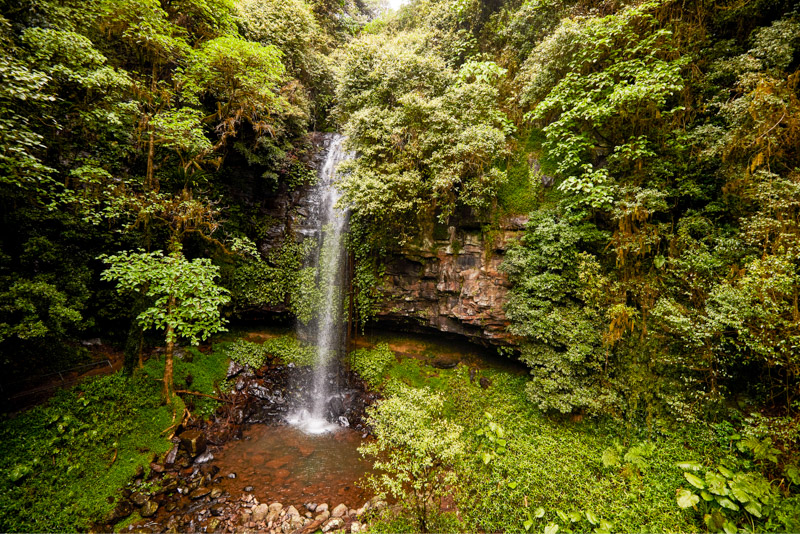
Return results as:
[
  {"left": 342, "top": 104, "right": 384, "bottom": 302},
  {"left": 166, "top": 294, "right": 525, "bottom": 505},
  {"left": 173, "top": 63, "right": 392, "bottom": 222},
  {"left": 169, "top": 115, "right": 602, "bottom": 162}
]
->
[{"left": 359, "top": 384, "right": 464, "bottom": 533}]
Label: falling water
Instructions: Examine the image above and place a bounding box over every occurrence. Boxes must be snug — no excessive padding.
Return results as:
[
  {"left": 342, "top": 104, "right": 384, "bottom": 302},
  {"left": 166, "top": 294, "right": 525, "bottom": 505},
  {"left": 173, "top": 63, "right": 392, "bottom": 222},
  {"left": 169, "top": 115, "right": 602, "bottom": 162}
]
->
[{"left": 288, "top": 134, "right": 350, "bottom": 434}]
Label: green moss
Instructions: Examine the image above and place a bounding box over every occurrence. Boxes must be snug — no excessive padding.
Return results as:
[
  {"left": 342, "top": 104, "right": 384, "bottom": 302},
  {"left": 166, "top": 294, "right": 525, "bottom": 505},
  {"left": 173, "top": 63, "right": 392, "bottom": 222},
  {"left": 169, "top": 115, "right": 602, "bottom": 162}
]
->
[
  {"left": 0, "top": 342, "right": 231, "bottom": 532},
  {"left": 497, "top": 155, "right": 539, "bottom": 215}
]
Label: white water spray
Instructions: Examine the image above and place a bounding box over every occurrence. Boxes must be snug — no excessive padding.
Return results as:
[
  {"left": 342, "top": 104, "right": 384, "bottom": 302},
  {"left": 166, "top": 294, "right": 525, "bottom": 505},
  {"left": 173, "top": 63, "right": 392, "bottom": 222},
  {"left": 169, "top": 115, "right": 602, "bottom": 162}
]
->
[{"left": 288, "top": 134, "right": 350, "bottom": 434}]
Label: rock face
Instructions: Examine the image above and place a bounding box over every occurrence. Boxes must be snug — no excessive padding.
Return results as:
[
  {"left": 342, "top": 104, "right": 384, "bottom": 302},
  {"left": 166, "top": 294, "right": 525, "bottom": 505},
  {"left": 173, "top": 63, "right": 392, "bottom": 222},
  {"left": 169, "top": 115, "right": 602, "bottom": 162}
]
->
[
  {"left": 374, "top": 218, "right": 525, "bottom": 347},
  {"left": 251, "top": 133, "right": 520, "bottom": 347}
]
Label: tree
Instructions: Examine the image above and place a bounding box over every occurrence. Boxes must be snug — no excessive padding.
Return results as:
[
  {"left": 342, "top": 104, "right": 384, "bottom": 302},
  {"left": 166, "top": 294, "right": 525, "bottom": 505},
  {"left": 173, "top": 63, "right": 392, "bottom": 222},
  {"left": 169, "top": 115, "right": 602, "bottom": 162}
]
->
[
  {"left": 100, "top": 249, "right": 230, "bottom": 401},
  {"left": 359, "top": 384, "right": 464, "bottom": 532}
]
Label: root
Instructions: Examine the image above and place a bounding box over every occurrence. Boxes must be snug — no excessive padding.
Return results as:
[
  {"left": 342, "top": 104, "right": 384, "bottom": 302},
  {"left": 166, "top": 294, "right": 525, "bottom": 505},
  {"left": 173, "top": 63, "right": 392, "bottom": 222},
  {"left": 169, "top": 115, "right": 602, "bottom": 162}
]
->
[
  {"left": 108, "top": 448, "right": 118, "bottom": 468},
  {"left": 175, "top": 389, "right": 231, "bottom": 403}
]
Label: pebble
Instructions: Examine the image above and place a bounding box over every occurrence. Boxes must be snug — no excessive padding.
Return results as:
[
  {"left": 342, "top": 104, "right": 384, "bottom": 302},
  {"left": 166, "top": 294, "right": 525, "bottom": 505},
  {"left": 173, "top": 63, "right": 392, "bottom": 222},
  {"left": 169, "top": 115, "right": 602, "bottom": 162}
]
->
[{"left": 315, "top": 510, "right": 330, "bottom": 522}]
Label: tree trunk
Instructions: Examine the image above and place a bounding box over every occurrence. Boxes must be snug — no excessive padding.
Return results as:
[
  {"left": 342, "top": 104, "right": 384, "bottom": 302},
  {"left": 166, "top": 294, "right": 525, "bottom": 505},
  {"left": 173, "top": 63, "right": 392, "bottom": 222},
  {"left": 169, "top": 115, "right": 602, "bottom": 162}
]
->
[
  {"left": 163, "top": 294, "right": 176, "bottom": 403},
  {"left": 164, "top": 328, "right": 174, "bottom": 403},
  {"left": 147, "top": 129, "right": 155, "bottom": 192}
]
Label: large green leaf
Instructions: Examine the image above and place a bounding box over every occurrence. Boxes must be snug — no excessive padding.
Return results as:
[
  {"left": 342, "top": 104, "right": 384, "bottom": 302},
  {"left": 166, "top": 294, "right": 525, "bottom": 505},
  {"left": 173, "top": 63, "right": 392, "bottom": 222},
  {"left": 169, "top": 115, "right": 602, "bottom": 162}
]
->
[
  {"left": 602, "top": 447, "right": 621, "bottom": 467},
  {"left": 585, "top": 511, "right": 599, "bottom": 525},
  {"left": 744, "top": 500, "right": 762, "bottom": 518},
  {"left": 677, "top": 461, "right": 703, "bottom": 472},
  {"left": 677, "top": 489, "right": 700, "bottom": 509},
  {"left": 544, "top": 523, "right": 559, "bottom": 534},
  {"left": 684, "top": 472, "right": 706, "bottom": 489},
  {"left": 717, "top": 498, "right": 739, "bottom": 511}
]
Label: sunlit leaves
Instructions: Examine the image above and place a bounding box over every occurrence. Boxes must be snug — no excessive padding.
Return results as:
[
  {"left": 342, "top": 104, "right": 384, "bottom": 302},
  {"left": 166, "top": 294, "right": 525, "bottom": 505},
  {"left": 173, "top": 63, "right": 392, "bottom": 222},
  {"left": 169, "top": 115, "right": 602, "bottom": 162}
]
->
[{"left": 100, "top": 250, "right": 230, "bottom": 345}]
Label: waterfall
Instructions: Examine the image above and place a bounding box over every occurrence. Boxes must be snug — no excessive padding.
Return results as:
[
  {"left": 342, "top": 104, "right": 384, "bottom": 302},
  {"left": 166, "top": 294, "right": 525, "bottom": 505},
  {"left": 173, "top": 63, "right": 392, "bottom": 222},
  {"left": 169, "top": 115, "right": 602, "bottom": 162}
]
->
[{"left": 288, "top": 134, "right": 350, "bottom": 434}]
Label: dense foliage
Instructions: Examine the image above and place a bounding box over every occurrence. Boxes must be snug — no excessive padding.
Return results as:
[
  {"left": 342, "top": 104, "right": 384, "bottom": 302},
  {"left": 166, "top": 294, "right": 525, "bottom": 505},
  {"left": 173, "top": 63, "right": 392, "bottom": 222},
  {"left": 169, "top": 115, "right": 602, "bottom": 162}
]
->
[
  {"left": 3, "top": 0, "right": 800, "bottom": 531},
  {"left": 0, "top": 345, "right": 227, "bottom": 532},
  {"left": 337, "top": 0, "right": 800, "bottom": 445}
]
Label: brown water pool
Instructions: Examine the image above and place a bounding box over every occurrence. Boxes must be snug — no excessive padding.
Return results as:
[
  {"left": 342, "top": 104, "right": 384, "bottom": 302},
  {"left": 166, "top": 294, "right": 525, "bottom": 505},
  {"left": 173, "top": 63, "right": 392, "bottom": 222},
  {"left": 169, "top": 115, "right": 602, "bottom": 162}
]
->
[{"left": 211, "top": 424, "right": 373, "bottom": 508}]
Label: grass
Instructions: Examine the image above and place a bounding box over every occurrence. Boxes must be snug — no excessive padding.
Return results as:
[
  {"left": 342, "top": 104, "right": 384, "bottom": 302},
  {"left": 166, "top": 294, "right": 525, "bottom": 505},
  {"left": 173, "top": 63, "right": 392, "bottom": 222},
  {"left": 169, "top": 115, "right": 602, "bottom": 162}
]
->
[
  {"left": 362, "top": 349, "right": 719, "bottom": 533},
  {"left": 0, "top": 342, "right": 231, "bottom": 532}
]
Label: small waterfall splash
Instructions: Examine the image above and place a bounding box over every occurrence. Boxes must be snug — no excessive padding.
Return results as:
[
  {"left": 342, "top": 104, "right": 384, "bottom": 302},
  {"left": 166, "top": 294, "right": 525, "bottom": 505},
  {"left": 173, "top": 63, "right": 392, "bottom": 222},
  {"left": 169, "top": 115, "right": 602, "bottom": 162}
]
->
[{"left": 288, "top": 134, "right": 350, "bottom": 434}]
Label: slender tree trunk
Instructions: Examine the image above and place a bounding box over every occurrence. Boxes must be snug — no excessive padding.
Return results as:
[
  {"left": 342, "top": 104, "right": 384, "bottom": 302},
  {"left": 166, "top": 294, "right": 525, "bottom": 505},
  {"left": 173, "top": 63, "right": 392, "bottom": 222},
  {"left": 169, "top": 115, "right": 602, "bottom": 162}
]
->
[
  {"left": 164, "top": 330, "right": 174, "bottom": 403},
  {"left": 147, "top": 129, "right": 155, "bottom": 192},
  {"left": 164, "top": 295, "right": 176, "bottom": 403}
]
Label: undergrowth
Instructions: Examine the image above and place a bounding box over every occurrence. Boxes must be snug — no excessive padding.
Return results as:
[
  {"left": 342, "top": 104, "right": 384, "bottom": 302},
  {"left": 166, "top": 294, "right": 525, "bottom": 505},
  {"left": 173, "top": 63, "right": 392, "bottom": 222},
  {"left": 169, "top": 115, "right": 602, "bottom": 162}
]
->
[
  {"left": 224, "top": 335, "right": 316, "bottom": 369},
  {"left": 357, "top": 351, "right": 798, "bottom": 533},
  {"left": 0, "top": 344, "right": 229, "bottom": 531}
]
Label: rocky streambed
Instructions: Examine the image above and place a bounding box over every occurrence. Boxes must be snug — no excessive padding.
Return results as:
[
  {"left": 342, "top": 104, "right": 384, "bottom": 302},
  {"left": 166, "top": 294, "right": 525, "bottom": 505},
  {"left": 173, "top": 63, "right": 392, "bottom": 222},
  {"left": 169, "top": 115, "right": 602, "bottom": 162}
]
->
[{"left": 96, "top": 359, "right": 380, "bottom": 533}]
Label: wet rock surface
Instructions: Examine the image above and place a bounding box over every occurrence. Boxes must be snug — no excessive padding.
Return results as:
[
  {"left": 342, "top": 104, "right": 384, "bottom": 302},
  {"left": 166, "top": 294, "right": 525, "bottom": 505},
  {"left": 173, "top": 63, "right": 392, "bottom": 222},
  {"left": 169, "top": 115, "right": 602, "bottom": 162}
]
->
[{"left": 374, "top": 218, "right": 526, "bottom": 348}]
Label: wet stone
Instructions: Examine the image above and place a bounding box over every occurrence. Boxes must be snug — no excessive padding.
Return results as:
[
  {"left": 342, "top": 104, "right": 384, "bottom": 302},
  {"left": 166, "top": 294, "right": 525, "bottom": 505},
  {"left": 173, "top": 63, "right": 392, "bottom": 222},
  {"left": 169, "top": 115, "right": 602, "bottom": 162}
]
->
[
  {"left": 149, "top": 462, "right": 165, "bottom": 473},
  {"left": 194, "top": 450, "right": 214, "bottom": 464},
  {"left": 179, "top": 430, "right": 207, "bottom": 456},
  {"left": 210, "top": 504, "right": 226, "bottom": 517},
  {"left": 252, "top": 503, "right": 269, "bottom": 521},
  {"left": 140, "top": 500, "right": 159, "bottom": 518},
  {"left": 189, "top": 487, "right": 210, "bottom": 500},
  {"left": 315, "top": 510, "right": 330, "bottom": 522}
]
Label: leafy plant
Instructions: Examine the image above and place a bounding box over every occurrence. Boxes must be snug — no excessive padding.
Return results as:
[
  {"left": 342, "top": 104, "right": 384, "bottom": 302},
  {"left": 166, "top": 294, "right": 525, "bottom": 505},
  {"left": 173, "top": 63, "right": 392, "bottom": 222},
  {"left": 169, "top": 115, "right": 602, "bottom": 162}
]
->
[
  {"left": 475, "top": 412, "right": 507, "bottom": 466},
  {"left": 359, "top": 384, "right": 465, "bottom": 533},
  {"left": 676, "top": 459, "right": 781, "bottom": 532},
  {"left": 100, "top": 249, "right": 230, "bottom": 401},
  {"left": 348, "top": 342, "right": 396, "bottom": 388}
]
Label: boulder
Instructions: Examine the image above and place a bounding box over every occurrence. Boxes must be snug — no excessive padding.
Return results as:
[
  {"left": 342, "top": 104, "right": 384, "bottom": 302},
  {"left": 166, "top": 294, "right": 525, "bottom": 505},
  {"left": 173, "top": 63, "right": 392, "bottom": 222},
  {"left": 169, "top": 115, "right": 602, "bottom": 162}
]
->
[
  {"left": 252, "top": 503, "right": 269, "bottom": 522},
  {"left": 315, "top": 510, "right": 330, "bottom": 522},
  {"left": 130, "top": 492, "right": 148, "bottom": 507},
  {"left": 286, "top": 505, "right": 300, "bottom": 519},
  {"left": 331, "top": 504, "right": 348, "bottom": 518},
  {"left": 149, "top": 462, "right": 165, "bottom": 473},
  {"left": 316, "top": 503, "right": 329, "bottom": 513},
  {"left": 106, "top": 501, "right": 133, "bottom": 522},
  {"left": 179, "top": 430, "right": 207, "bottom": 456},
  {"left": 269, "top": 502, "right": 283, "bottom": 513},
  {"left": 329, "top": 397, "right": 345, "bottom": 418},
  {"left": 140, "top": 500, "right": 159, "bottom": 518},
  {"left": 322, "top": 518, "right": 345, "bottom": 532}
]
